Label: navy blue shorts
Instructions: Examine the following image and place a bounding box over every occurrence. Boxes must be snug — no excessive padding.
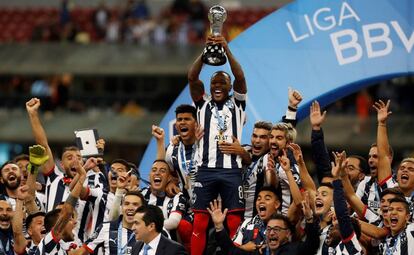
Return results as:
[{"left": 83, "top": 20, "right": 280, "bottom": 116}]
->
[{"left": 192, "top": 167, "right": 244, "bottom": 213}]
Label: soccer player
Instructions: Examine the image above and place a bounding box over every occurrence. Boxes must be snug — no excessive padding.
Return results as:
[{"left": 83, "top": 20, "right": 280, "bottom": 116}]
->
[
  {"left": 232, "top": 186, "right": 281, "bottom": 252},
  {"left": 152, "top": 104, "right": 200, "bottom": 202},
  {"left": 26, "top": 98, "right": 108, "bottom": 243},
  {"left": 379, "top": 197, "right": 414, "bottom": 255},
  {"left": 140, "top": 160, "right": 190, "bottom": 251},
  {"left": 240, "top": 88, "right": 302, "bottom": 220},
  {"left": 0, "top": 199, "right": 13, "bottom": 255},
  {"left": 34, "top": 159, "right": 85, "bottom": 254},
  {"left": 208, "top": 198, "right": 319, "bottom": 255},
  {"left": 80, "top": 191, "right": 144, "bottom": 255},
  {"left": 12, "top": 185, "right": 46, "bottom": 255},
  {"left": 188, "top": 34, "right": 247, "bottom": 255},
  {"left": 330, "top": 151, "right": 364, "bottom": 255},
  {"left": 267, "top": 123, "right": 302, "bottom": 214}
]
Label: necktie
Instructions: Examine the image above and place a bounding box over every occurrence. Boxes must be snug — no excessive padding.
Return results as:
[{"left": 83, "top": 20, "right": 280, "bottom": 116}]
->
[{"left": 143, "top": 244, "right": 151, "bottom": 255}]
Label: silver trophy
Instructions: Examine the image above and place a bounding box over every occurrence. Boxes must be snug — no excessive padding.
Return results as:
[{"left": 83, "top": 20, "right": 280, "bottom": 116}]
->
[{"left": 202, "top": 5, "right": 227, "bottom": 66}]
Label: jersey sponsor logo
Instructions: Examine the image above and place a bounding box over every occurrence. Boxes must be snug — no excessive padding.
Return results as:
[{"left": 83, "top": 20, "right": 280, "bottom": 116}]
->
[{"left": 193, "top": 182, "right": 203, "bottom": 188}]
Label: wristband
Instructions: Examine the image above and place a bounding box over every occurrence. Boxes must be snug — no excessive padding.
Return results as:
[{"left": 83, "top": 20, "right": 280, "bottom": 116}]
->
[{"left": 288, "top": 105, "right": 298, "bottom": 112}]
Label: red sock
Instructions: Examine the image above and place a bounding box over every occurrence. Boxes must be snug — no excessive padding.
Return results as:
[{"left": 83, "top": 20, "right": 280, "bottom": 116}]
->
[
  {"left": 191, "top": 212, "right": 210, "bottom": 255},
  {"left": 226, "top": 212, "right": 242, "bottom": 239},
  {"left": 177, "top": 219, "right": 193, "bottom": 254}
]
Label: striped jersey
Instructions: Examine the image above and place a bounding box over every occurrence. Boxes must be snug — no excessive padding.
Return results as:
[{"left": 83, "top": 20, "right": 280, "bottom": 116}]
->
[
  {"left": 356, "top": 175, "right": 397, "bottom": 215},
  {"left": 194, "top": 92, "right": 246, "bottom": 169},
  {"left": 241, "top": 149, "right": 268, "bottom": 219},
  {"left": 34, "top": 231, "right": 77, "bottom": 255},
  {"left": 75, "top": 171, "right": 108, "bottom": 242},
  {"left": 334, "top": 233, "right": 364, "bottom": 255},
  {"left": 25, "top": 240, "right": 38, "bottom": 255},
  {"left": 43, "top": 164, "right": 72, "bottom": 212},
  {"left": 232, "top": 215, "right": 266, "bottom": 246},
  {"left": 379, "top": 223, "right": 414, "bottom": 255},
  {"left": 406, "top": 194, "right": 414, "bottom": 222},
  {"left": 84, "top": 217, "right": 136, "bottom": 255},
  {"left": 104, "top": 192, "right": 115, "bottom": 222},
  {"left": 43, "top": 165, "right": 107, "bottom": 242},
  {"left": 165, "top": 142, "right": 197, "bottom": 201},
  {"left": 141, "top": 188, "right": 187, "bottom": 221},
  {"left": 316, "top": 224, "right": 332, "bottom": 255}
]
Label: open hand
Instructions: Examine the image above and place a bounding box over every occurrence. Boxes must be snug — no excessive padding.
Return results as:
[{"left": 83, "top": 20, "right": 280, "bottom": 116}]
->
[
  {"left": 310, "top": 101, "right": 327, "bottom": 129},
  {"left": 373, "top": 99, "right": 392, "bottom": 124}
]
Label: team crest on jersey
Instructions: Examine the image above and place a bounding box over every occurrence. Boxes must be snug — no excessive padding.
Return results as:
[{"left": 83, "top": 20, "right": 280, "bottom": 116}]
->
[{"left": 89, "top": 230, "right": 99, "bottom": 240}]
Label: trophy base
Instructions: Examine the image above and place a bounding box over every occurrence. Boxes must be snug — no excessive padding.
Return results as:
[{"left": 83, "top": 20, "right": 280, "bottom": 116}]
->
[{"left": 202, "top": 43, "right": 227, "bottom": 66}]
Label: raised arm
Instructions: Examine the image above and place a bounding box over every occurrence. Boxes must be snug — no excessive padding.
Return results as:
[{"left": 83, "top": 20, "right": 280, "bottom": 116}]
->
[
  {"left": 208, "top": 199, "right": 251, "bottom": 255},
  {"left": 331, "top": 151, "right": 356, "bottom": 241},
  {"left": 26, "top": 98, "right": 55, "bottom": 174},
  {"left": 188, "top": 53, "right": 205, "bottom": 102},
  {"left": 289, "top": 143, "right": 316, "bottom": 193},
  {"left": 53, "top": 160, "right": 86, "bottom": 239},
  {"left": 279, "top": 150, "right": 302, "bottom": 207},
  {"left": 340, "top": 167, "right": 367, "bottom": 219},
  {"left": 12, "top": 186, "right": 31, "bottom": 254},
  {"left": 108, "top": 171, "right": 129, "bottom": 221},
  {"left": 373, "top": 100, "right": 393, "bottom": 183},
  {"left": 26, "top": 144, "right": 49, "bottom": 212},
  {"left": 152, "top": 125, "right": 166, "bottom": 160},
  {"left": 282, "top": 88, "right": 303, "bottom": 126},
  {"left": 297, "top": 192, "right": 320, "bottom": 255},
  {"left": 211, "top": 35, "right": 246, "bottom": 94},
  {"left": 309, "top": 101, "right": 331, "bottom": 183},
  {"left": 264, "top": 154, "right": 278, "bottom": 187}
]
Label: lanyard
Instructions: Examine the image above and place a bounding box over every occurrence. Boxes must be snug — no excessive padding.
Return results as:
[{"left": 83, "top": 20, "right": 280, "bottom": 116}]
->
[
  {"left": 117, "top": 224, "right": 135, "bottom": 255},
  {"left": 265, "top": 246, "right": 270, "bottom": 255},
  {"left": 0, "top": 236, "right": 11, "bottom": 255},
  {"left": 179, "top": 143, "right": 196, "bottom": 176},
  {"left": 212, "top": 101, "right": 228, "bottom": 133},
  {"left": 385, "top": 233, "right": 401, "bottom": 255}
]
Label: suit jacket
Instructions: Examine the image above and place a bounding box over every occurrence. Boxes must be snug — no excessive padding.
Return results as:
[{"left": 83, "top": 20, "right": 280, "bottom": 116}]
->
[{"left": 132, "top": 235, "right": 188, "bottom": 255}]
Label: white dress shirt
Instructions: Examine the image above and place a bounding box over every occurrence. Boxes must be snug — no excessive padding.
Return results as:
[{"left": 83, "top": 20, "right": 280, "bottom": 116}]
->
[{"left": 139, "top": 233, "right": 161, "bottom": 255}]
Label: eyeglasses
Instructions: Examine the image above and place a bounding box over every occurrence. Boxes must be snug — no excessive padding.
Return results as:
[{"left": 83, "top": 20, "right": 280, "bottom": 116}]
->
[{"left": 266, "top": 226, "right": 288, "bottom": 233}]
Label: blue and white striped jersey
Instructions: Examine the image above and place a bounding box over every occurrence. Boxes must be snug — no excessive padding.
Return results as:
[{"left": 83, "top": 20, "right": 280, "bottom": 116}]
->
[{"left": 194, "top": 92, "right": 246, "bottom": 170}]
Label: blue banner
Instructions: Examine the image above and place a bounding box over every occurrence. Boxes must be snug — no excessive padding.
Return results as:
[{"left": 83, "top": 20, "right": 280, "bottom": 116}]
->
[{"left": 139, "top": 0, "right": 414, "bottom": 182}]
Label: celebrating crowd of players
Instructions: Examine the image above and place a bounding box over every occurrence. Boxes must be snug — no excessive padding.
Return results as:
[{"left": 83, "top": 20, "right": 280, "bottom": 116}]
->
[{"left": 1, "top": 34, "right": 414, "bottom": 255}]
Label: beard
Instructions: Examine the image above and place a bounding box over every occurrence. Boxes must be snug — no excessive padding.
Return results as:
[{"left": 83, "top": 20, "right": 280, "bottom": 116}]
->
[
  {"left": 0, "top": 215, "right": 11, "bottom": 230},
  {"left": 3, "top": 178, "right": 20, "bottom": 190}
]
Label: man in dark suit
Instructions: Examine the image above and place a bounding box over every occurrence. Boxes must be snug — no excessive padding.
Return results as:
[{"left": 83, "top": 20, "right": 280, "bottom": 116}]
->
[{"left": 132, "top": 205, "right": 187, "bottom": 255}]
